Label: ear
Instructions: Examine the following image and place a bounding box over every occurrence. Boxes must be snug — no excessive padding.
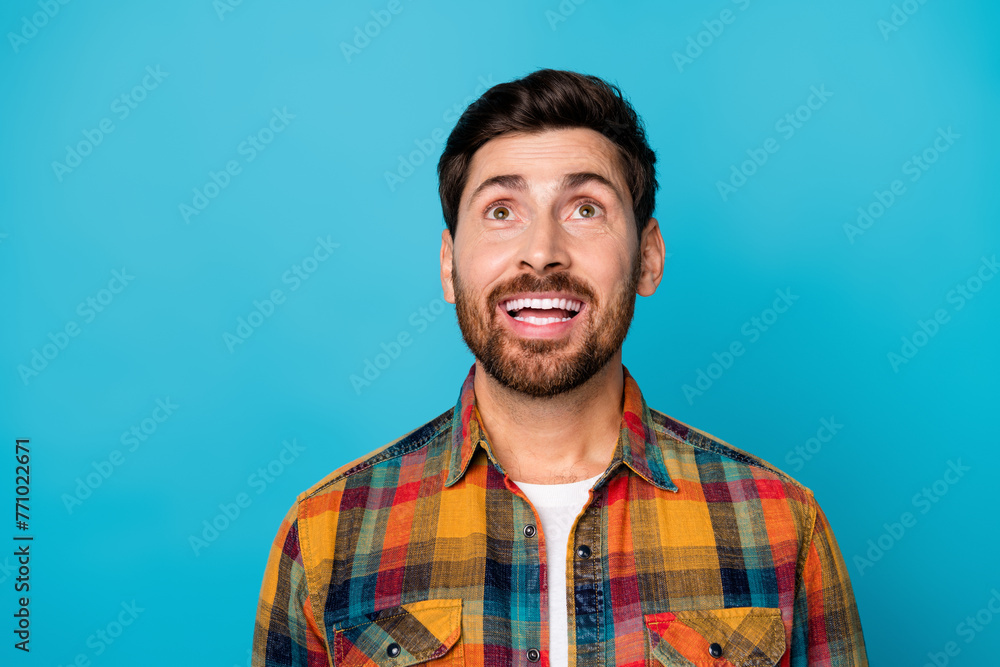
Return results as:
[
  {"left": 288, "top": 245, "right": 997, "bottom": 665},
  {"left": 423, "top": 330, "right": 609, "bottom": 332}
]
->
[
  {"left": 636, "top": 217, "right": 665, "bottom": 297},
  {"left": 440, "top": 228, "right": 456, "bottom": 304}
]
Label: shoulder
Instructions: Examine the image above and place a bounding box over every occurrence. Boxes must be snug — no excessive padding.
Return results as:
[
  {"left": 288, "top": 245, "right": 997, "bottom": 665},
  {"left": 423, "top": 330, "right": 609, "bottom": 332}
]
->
[
  {"left": 296, "top": 406, "right": 456, "bottom": 504},
  {"left": 647, "top": 406, "right": 817, "bottom": 505}
]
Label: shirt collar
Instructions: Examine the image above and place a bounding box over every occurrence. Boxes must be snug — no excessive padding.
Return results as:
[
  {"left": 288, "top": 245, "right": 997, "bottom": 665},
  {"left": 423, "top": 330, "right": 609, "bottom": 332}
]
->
[{"left": 444, "top": 363, "right": 677, "bottom": 492}]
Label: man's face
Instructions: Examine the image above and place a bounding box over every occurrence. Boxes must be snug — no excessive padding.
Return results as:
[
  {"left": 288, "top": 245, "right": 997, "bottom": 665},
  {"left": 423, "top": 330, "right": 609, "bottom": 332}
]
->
[{"left": 440, "top": 127, "right": 662, "bottom": 397}]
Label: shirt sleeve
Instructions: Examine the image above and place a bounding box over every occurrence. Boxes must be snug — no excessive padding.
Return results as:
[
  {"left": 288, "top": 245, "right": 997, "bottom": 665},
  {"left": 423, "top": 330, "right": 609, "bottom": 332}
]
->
[
  {"left": 790, "top": 497, "right": 869, "bottom": 666},
  {"left": 252, "top": 501, "right": 330, "bottom": 666}
]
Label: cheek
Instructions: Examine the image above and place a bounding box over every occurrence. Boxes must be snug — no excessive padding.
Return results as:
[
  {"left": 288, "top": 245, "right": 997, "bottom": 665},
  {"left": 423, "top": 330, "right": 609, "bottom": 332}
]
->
[
  {"left": 578, "top": 254, "right": 632, "bottom": 293},
  {"left": 456, "top": 248, "right": 514, "bottom": 291}
]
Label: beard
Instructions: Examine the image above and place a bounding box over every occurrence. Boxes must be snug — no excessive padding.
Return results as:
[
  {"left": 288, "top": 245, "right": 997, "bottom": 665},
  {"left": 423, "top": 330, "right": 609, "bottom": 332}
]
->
[{"left": 452, "top": 252, "right": 643, "bottom": 398}]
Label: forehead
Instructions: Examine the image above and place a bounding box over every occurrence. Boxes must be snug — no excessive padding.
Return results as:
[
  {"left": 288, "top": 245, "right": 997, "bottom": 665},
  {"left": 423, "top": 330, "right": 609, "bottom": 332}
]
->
[{"left": 461, "top": 127, "right": 629, "bottom": 205}]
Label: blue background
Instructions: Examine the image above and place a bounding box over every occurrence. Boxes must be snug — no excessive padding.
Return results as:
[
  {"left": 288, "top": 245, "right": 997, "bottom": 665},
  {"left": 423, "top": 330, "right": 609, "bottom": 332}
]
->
[{"left": 2, "top": 0, "right": 997, "bottom": 665}]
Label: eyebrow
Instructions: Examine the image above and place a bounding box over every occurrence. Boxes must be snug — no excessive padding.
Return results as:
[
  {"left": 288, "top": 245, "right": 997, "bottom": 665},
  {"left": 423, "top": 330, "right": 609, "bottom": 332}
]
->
[
  {"left": 467, "top": 174, "right": 527, "bottom": 205},
  {"left": 465, "top": 171, "right": 623, "bottom": 209}
]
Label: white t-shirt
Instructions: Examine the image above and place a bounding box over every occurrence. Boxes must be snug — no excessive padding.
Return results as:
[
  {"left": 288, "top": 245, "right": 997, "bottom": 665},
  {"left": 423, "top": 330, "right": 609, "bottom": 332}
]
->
[{"left": 514, "top": 472, "right": 603, "bottom": 667}]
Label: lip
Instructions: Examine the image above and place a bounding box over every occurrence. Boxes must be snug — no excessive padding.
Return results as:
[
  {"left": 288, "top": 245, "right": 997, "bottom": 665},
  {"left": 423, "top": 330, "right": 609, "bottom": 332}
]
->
[{"left": 495, "top": 300, "right": 586, "bottom": 340}]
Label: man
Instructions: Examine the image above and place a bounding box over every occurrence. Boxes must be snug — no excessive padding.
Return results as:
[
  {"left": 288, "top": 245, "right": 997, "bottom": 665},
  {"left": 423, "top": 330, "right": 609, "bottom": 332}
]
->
[{"left": 252, "top": 69, "right": 868, "bottom": 667}]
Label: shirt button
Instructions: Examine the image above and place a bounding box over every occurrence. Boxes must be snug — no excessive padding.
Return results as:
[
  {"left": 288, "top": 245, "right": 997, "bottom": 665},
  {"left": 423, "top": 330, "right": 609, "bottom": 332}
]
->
[
  {"left": 576, "top": 544, "right": 592, "bottom": 559},
  {"left": 387, "top": 642, "right": 401, "bottom": 658},
  {"left": 708, "top": 642, "right": 723, "bottom": 658},
  {"left": 526, "top": 648, "right": 540, "bottom": 662},
  {"left": 523, "top": 524, "right": 536, "bottom": 538}
]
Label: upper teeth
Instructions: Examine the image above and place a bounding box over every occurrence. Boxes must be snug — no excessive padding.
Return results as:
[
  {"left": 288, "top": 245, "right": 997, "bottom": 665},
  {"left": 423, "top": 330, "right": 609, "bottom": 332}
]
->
[{"left": 502, "top": 297, "right": 582, "bottom": 312}]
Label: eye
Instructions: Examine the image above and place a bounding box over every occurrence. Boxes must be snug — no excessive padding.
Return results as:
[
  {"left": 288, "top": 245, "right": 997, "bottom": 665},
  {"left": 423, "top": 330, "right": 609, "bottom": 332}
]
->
[
  {"left": 571, "top": 201, "right": 604, "bottom": 219},
  {"left": 485, "top": 201, "right": 517, "bottom": 221},
  {"left": 490, "top": 206, "right": 511, "bottom": 220}
]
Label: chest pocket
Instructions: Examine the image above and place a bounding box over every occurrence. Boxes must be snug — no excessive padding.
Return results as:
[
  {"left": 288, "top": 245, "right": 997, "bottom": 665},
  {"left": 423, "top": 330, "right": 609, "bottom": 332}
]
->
[
  {"left": 332, "top": 598, "right": 463, "bottom": 667},
  {"left": 644, "top": 607, "right": 786, "bottom": 667}
]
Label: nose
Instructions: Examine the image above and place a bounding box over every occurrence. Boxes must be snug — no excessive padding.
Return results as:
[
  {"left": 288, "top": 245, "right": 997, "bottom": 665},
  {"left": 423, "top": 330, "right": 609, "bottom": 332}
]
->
[{"left": 518, "top": 212, "right": 570, "bottom": 273}]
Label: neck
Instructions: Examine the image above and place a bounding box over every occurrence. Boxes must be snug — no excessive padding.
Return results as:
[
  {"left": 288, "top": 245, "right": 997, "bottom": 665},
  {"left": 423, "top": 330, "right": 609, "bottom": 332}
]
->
[{"left": 473, "top": 352, "right": 625, "bottom": 484}]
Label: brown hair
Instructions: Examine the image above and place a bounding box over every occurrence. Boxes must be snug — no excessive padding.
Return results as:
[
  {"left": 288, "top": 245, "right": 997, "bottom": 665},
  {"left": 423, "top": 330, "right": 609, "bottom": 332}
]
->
[{"left": 437, "top": 68, "right": 658, "bottom": 240}]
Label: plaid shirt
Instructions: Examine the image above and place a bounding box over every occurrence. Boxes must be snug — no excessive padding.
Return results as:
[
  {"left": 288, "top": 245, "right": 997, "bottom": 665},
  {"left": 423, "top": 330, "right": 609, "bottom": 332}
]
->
[{"left": 252, "top": 364, "right": 867, "bottom": 667}]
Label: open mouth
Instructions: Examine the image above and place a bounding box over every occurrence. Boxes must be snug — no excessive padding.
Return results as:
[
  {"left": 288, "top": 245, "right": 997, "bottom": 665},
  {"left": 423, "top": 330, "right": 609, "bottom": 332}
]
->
[{"left": 499, "top": 296, "right": 584, "bottom": 326}]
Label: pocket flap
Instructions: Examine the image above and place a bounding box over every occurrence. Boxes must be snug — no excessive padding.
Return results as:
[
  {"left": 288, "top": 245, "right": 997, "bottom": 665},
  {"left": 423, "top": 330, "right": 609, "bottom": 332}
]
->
[
  {"left": 645, "top": 607, "right": 785, "bottom": 667},
  {"left": 333, "top": 598, "right": 463, "bottom": 667}
]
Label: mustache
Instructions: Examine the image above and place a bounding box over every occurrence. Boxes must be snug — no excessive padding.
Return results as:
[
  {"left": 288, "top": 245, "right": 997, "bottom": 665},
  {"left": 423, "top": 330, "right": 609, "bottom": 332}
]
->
[{"left": 488, "top": 273, "right": 596, "bottom": 310}]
